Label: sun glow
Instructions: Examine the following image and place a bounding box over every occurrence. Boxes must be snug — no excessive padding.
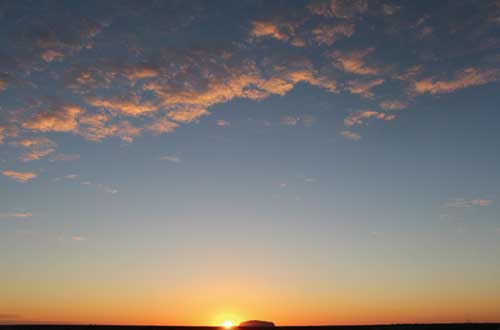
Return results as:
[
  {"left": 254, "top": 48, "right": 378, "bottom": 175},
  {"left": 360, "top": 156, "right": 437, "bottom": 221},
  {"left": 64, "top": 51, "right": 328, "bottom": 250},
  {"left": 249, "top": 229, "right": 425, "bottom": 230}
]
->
[{"left": 223, "top": 320, "right": 234, "bottom": 328}]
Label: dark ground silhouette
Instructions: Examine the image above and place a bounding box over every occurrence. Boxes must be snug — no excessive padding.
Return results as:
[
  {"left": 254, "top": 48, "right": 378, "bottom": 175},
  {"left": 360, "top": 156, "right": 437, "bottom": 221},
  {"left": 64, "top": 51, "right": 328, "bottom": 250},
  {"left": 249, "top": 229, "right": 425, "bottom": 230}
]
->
[{"left": 1, "top": 324, "right": 499, "bottom": 330}]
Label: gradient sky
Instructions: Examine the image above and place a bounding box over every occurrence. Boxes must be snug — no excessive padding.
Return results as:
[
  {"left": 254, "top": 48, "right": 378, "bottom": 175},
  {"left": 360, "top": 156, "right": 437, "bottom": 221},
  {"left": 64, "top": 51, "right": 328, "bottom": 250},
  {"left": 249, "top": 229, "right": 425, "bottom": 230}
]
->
[{"left": 1, "top": 0, "right": 500, "bottom": 326}]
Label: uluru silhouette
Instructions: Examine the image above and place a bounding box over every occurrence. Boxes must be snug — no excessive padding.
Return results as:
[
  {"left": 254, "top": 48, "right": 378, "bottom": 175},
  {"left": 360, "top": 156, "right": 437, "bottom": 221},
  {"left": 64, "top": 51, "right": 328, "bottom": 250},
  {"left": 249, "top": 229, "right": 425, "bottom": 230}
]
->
[{"left": 239, "top": 320, "right": 275, "bottom": 327}]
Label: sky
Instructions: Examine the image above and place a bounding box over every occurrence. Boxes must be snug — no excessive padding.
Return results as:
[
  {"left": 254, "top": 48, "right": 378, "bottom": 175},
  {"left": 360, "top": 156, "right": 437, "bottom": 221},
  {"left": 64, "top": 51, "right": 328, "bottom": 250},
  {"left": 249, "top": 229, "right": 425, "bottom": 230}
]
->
[{"left": 1, "top": 0, "right": 500, "bottom": 326}]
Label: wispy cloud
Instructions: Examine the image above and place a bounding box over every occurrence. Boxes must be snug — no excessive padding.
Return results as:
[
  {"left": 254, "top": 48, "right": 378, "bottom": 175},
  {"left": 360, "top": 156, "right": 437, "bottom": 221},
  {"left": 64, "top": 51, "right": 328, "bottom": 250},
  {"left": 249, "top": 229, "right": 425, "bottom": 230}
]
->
[
  {"left": 71, "top": 235, "right": 85, "bottom": 241},
  {"left": 379, "top": 100, "right": 408, "bottom": 111},
  {"left": 11, "top": 137, "right": 57, "bottom": 162},
  {"left": 0, "top": 211, "right": 33, "bottom": 219},
  {"left": 160, "top": 155, "right": 181, "bottom": 163},
  {"left": 414, "top": 67, "right": 500, "bottom": 95},
  {"left": 445, "top": 198, "right": 493, "bottom": 208},
  {"left": 328, "top": 48, "right": 381, "bottom": 76},
  {"left": 216, "top": 120, "right": 231, "bottom": 127},
  {"left": 2, "top": 170, "right": 37, "bottom": 183},
  {"left": 345, "top": 78, "right": 385, "bottom": 98},
  {"left": 344, "top": 110, "right": 396, "bottom": 127},
  {"left": 339, "top": 130, "right": 362, "bottom": 141},
  {"left": 80, "top": 181, "right": 118, "bottom": 194},
  {"left": 49, "top": 153, "right": 80, "bottom": 162}
]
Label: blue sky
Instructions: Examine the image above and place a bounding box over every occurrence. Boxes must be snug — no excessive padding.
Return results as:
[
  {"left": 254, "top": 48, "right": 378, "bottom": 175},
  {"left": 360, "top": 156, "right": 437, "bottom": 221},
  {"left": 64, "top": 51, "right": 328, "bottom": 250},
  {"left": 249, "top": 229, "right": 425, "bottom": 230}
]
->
[{"left": 1, "top": 0, "right": 500, "bottom": 325}]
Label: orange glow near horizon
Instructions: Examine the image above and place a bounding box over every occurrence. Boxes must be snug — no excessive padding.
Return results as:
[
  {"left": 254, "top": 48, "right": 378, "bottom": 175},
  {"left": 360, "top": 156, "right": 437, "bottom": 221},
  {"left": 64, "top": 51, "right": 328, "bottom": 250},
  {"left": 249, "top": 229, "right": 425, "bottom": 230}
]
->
[{"left": 223, "top": 320, "right": 234, "bottom": 328}]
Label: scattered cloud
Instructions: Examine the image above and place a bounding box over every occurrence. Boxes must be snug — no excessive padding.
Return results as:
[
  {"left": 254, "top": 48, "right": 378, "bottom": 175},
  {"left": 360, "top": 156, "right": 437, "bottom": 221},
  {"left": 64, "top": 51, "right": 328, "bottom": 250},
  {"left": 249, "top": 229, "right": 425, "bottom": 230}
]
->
[
  {"left": 160, "top": 155, "right": 181, "bottom": 163},
  {"left": 250, "top": 20, "right": 293, "bottom": 42},
  {"left": 217, "top": 120, "right": 231, "bottom": 127},
  {"left": 22, "top": 105, "right": 84, "bottom": 133},
  {"left": 340, "top": 130, "right": 362, "bottom": 141},
  {"left": 328, "top": 48, "right": 381, "bottom": 75},
  {"left": 71, "top": 235, "right": 85, "bottom": 241},
  {"left": 81, "top": 181, "right": 118, "bottom": 194},
  {"left": 414, "top": 67, "right": 500, "bottom": 95},
  {"left": 445, "top": 198, "right": 493, "bottom": 208},
  {"left": 0, "top": 211, "right": 33, "bottom": 219},
  {"left": 345, "top": 78, "right": 385, "bottom": 98},
  {"left": 379, "top": 100, "right": 408, "bottom": 110},
  {"left": 49, "top": 153, "right": 80, "bottom": 162},
  {"left": 2, "top": 170, "right": 37, "bottom": 183},
  {"left": 312, "top": 23, "right": 354, "bottom": 46},
  {"left": 167, "top": 108, "right": 210, "bottom": 123},
  {"left": 11, "top": 137, "right": 57, "bottom": 162},
  {"left": 85, "top": 95, "right": 157, "bottom": 116},
  {"left": 344, "top": 110, "right": 396, "bottom": 127},
  {"left": 147, "top": 117, "right": 179, "bottom": 135}
]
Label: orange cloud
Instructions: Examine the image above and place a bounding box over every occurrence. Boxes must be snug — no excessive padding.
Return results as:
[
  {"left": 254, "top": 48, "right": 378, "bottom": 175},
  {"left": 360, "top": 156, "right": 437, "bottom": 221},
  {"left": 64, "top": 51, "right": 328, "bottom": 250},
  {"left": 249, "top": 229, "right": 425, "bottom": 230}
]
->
[
  {"left": 2, "top": 170, "right": 37, "bottom": 183},
  {"left": 250, "top": 21, "right": 292, "bottom": 41},
  {"left": 312, "top": 23, "right": 354, "bottom": 46},
  {"left": 11, "top": 137, "right": 57, "bottom": 162},
  {"left": 329, "top": 48, "right": 381, "bottom": 75},
  {"left": 78, "top": 112, "right": 141, "bottom": 142},
  {"left": 414, "top": 67, "right": 500, "bottom": 94},
  {"left": 344, "top": 110, "right": 396, "bottom": 126},
  {"left": 0, "top": 126, "right": 4, "bottom": 144},
  {"left": 79, "top": 113, "right": 109, "bottom": 127},
  {"left": 86, "top": 95, "right": 157, "bottom": 116},
  {"left": 22, "top": 105, "right": 84, "bottom": 132},
  {"left": 167, "top": 108, "right": 210, "bottom": 123},
  {"left": 122, "top": 64, "right": 159, "bottom": 81},
  {"left": 41, "top": 49, "right": 64, "bottom": 62},
  {"left": 340, "top": 130, "right": 362, "bottom": 141},
  {"left": 147, "top": 117, "right": 179, "bottom": 135},
  {"left": 346, "top": 78, "right": 384, "bottom": 98}
]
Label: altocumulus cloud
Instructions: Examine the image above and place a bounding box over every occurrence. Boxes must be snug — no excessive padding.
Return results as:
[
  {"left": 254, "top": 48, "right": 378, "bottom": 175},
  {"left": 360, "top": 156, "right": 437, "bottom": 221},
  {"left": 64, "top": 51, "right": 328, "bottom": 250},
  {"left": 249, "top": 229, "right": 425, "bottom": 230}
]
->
[
  {"left": 0, "top": 0, "right": 498, "bottom": 168},
  {"left": 2, "top": 171, "right": 37, "bottom": 183}
]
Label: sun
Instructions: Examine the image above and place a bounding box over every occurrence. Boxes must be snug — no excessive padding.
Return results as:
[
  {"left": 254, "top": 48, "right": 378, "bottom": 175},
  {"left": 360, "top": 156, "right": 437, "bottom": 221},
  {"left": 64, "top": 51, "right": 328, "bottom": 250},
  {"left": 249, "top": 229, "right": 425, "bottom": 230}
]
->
[{"left": 223, "top": 320, "right": 234, "bottom": 328}]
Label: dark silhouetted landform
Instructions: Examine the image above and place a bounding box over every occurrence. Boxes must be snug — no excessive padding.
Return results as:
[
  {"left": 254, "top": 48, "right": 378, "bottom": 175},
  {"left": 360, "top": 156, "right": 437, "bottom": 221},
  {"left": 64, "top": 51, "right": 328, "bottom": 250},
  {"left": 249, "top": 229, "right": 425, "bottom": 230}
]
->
[
  {"left": 0, "top": 324, "right": 499, "bottom": 330},
  {"left": 239, "top": 321, "right": 275, "bottom": 327}
]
